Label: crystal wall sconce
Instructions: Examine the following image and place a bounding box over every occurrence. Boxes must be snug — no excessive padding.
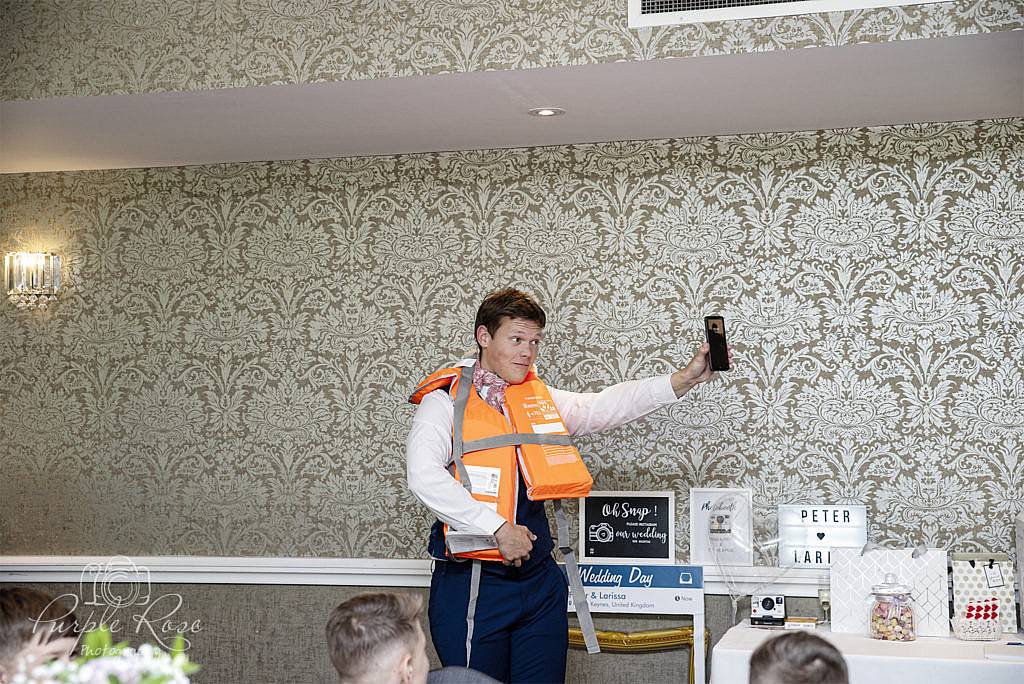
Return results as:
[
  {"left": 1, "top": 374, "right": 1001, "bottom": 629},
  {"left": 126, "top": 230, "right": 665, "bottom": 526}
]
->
[{"left": 4, "top": 252, "right": 62, "bottom": 310}]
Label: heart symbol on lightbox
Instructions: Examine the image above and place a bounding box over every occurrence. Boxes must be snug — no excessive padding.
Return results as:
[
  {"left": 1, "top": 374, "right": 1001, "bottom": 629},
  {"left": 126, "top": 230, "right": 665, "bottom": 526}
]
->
[{"left": 816, "top": 532, "right": 825, "bottom": 540}]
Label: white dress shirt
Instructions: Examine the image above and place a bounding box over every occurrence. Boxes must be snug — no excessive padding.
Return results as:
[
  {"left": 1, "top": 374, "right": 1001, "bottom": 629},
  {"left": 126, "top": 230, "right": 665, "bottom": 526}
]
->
[{"left": 406, "top": 359, "right": 680, "bottom": 536}]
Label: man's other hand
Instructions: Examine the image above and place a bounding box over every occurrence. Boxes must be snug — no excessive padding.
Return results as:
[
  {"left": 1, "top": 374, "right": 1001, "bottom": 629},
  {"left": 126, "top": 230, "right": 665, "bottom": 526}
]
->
[{"left": 494, "top": 522, "right": 536, "bottom": 567}]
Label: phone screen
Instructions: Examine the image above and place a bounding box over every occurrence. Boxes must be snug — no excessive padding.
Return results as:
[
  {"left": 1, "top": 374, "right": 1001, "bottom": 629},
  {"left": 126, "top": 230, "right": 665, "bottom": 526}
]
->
[{"left": 704, "top": 315, "right": 729, "bottom": 372}]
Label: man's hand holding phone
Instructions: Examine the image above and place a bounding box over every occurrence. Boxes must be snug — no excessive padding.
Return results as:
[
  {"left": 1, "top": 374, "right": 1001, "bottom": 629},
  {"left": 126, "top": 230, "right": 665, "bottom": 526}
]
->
[{"left": 670, "top": 316, "right": 733, "bottom": 398}]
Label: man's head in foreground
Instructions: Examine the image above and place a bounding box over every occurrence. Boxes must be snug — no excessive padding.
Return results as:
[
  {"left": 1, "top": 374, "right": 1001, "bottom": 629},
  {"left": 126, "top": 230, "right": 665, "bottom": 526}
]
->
[
  {"left": 327, "top": 592, "right": 430, "bottom": 684},
  {"left": 749, "top": 631, "right": 848, "bottom": 684}
]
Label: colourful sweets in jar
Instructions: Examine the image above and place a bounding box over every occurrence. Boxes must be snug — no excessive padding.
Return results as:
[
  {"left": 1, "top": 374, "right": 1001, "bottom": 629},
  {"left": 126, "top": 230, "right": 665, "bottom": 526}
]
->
[{"left": 868, "top": 573, "right": 916, "bottom": 641}]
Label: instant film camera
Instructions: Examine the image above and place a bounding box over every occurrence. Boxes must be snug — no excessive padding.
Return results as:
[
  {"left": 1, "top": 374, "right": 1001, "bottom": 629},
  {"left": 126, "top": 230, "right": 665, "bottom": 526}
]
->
[{"left": 751, "top": 594, "right": 787, "bottom": 626}]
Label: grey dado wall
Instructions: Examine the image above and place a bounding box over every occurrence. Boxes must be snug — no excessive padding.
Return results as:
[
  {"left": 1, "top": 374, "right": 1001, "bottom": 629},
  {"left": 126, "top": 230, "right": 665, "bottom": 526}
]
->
[
  {"left": 1, "top": 118, "right": 1022, "bottom": 563},
  {"left": 0, "top": 582, "right": 811, "bottom": 683},
  {"left": 2, "top": 0, "right": 1021, "bottom": 100}
]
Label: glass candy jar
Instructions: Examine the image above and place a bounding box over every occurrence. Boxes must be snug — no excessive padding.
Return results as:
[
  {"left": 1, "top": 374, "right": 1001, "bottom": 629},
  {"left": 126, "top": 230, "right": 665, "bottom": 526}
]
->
[{"left": 868, "top": 573, "right": 916, "bottom": 641}]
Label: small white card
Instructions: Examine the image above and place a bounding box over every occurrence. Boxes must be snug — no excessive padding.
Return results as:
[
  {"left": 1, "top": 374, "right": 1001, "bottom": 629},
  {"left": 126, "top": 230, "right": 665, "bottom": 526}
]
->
[
  {"left": 463, "top": 465, "right": 500, "bottom": 498},
  {"left": 446, "top": 532, "right": 498, "bottom": 554},
  {"left": 984, "top": 562, "right": 1005, "bottom": 588}
]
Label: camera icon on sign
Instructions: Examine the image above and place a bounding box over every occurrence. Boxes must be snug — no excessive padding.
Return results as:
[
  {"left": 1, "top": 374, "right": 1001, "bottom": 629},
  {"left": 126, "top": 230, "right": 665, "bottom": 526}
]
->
[
  {"left": 80, "top": 556, "right": 151, "bottom": 609},
  {"left": 709, "top": 513, "right": 732, "bottom": 535},
  {"left": 588, "top": 522, "right": 614, "bottom": 544}
]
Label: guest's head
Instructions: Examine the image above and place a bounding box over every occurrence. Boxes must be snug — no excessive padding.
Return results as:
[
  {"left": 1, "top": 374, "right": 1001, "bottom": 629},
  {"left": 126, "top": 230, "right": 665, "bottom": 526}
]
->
[
  {"left": 0, "top": 588, "right": 78, "bottom": 681},
  {"left": 326, "top": 592, "right": 430, "bottom": 684},
  {"left": 474, "top": 288, "right": 547, "bottom": 384},
  {"left": 749, "top": 631, "right": 848, "bottom": 684}
]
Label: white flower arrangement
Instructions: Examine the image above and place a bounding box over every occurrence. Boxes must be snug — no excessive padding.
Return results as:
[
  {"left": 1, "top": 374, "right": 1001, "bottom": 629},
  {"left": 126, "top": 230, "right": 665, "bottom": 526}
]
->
[{"left": 8, "top": 627, "right": 199, "bottom": 684}]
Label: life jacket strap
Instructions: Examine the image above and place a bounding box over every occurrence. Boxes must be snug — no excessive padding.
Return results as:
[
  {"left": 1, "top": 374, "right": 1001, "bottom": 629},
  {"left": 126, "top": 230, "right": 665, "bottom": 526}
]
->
[
  {"left": 465, "top": 559, "right": 482, "bottom": 666},
  {"left": 555, "top": 499, "right": 601, "bottom": 654},
  {"left": 450, "top": 365, "right": 476, "bottom": 497},
  {"left": 463, "top": 432, "right": 573, "bottom": 453},
  {"left": 443, "top": 366, "right": 481, "bottom": 558}
]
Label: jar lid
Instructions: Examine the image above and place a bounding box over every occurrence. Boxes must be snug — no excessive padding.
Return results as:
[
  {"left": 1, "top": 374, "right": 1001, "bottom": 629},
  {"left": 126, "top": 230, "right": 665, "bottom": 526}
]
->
[{"left": 871, "top": 572, "right": 912, "bottom": 596}]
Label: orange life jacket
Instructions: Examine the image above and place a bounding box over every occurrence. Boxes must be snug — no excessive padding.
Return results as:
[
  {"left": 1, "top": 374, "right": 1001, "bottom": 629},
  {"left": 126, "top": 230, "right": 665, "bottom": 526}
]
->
[{"left": 409, "top": 363, "right": 593, "bottom": 561}]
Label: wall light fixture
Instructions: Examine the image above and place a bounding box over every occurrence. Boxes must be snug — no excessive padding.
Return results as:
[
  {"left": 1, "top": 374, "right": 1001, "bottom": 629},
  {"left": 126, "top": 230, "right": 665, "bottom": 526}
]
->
[{"left": 4, "top": 252, "right": 62, "bottom": 310}]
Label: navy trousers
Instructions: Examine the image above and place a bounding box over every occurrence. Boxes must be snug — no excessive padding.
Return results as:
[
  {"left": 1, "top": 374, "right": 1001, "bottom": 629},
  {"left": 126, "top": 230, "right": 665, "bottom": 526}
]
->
[{"left": 428, "top": 556, "right": 569, "bottom": 684}]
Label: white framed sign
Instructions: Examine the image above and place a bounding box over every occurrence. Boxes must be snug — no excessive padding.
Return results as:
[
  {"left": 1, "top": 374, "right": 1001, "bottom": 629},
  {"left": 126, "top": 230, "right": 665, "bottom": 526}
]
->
[
  {"left": 689, "top": 488, "right": 753, "bottom": 567},
  {"left": 778, "top": 505, "right": 867, "bottom": 568},
  {"left": 565, "top": 563, "right": 707, "bottom": 684},
  {"left": 579, "top": 491, "right": 675, "bottom": 565},
  {"left": 566, "top": 563, "right": 703, "bottom": 614}
]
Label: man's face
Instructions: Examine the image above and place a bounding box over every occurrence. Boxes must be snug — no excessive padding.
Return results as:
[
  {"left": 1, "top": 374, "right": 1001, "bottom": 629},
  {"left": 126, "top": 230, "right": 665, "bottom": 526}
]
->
[{"left": 477, "top": 316, "right": 543, "bottom": 385}]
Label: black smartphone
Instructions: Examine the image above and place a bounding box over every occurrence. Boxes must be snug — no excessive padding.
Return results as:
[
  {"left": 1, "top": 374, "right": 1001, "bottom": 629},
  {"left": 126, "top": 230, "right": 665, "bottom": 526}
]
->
[{"left": 704, "top": 315, "right": 730, "bottom": 372}]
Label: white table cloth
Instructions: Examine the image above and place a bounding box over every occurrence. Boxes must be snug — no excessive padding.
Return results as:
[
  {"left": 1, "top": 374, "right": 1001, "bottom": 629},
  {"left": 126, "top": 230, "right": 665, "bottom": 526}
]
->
[{"left": 710, "top": 621, "right": 1024, "bottom": 684}]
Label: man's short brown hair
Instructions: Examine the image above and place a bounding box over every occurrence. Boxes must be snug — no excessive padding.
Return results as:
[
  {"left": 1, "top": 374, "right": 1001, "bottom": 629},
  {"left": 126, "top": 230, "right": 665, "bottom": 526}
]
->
[
  {"left": 474, "top": 288, "right": 546, "bottom": 354},
  {"left": 749, "top": 631, "right": 848, "bottom": 684},
  {"left": 0, "top": 588, "right": 78, "bottom": 672},
  {"left": 326, "top": 592, "right": 423, "bottom": 682}
]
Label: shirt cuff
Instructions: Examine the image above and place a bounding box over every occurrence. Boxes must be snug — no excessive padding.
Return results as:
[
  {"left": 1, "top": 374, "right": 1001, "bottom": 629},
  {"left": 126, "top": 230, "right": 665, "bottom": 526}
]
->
[
  {"left": 655, "top": 374, "right": 679, "bottom": 404},
  {"left": 478, "top": 509, "right": 507, "bottom": 536}
]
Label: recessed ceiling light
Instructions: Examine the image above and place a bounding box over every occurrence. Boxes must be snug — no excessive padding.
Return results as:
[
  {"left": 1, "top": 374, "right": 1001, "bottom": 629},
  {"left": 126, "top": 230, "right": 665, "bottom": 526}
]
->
[{"left": 528, "top": 107, "right": 566, "bottom": 117}]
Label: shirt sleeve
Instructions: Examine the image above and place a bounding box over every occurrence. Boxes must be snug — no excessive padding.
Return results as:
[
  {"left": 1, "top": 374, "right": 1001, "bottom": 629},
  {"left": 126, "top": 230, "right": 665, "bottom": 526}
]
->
[
  {"left": 405, "top": 389, "right": 508, "bottom": 536},
  {"left": 550, "top": 375, "right": 679, "bottom": 436}
]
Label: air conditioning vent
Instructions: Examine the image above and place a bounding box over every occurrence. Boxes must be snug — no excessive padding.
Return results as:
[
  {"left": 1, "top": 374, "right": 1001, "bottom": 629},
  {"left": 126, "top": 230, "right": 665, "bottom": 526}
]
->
[{"left": 628, "top": 0, "right": 943, "bottom": 28}]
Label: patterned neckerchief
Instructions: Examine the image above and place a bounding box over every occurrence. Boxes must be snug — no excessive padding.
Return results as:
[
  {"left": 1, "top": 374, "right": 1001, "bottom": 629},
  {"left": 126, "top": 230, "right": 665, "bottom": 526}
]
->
[{"left": 472, "top": 361, "right": 509, "bottom": 413}]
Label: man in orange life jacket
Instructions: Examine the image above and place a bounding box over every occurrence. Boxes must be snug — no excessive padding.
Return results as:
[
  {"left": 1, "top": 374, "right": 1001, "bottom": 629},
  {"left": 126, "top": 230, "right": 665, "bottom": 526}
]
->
[{"left": 406, "top": 288, "right": 729, "bottom": 683}]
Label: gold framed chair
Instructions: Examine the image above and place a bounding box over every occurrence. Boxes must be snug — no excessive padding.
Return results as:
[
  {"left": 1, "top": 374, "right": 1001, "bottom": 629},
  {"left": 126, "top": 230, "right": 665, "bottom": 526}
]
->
[{"left": 568, "top": 625, "right": 712, "bottom": 684}]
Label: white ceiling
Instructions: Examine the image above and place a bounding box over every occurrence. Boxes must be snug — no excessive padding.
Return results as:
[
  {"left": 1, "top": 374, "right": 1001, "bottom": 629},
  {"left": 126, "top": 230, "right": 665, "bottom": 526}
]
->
[{"left": 1, "top": 30, "right": 1021, "bottom": 174}]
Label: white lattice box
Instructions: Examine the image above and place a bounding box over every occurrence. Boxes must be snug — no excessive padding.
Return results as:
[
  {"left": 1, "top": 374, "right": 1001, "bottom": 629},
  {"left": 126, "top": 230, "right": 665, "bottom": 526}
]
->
[{"left": 830, "top": 547, "right": 949, "bottom": 637}]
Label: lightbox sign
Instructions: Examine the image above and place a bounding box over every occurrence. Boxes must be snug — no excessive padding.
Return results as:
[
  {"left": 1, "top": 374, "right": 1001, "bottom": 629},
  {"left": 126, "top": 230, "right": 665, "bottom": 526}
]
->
[{"left": 778, "top": 505, "right": 867, "bottom": 568}]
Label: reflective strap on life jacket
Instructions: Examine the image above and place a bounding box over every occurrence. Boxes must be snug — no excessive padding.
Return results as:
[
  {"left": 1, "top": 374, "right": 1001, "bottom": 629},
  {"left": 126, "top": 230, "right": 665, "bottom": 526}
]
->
[
  {"left": 450, "top": 367, "right": 485, "bottom": 665},
  {"left": 555, "top": 499, "right": 601, "bottom": 654},
  {"left": 450, "top": 365, "right": 476, "bottom": 497},
  {"left": 464, "top": 432, "right": 573, "bottom": 453},
  {"left": 466, "top": 559, "right": 482, "bottom": 666}
]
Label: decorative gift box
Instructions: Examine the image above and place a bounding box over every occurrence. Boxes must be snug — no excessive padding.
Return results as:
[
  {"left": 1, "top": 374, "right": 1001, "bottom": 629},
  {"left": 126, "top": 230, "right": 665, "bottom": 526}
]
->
[
  {"left": 951, "top": 553, "right": 1018, "bottom": 633},
  {"left": 830, "top": 545, "right": 949, "bottom": 637}
]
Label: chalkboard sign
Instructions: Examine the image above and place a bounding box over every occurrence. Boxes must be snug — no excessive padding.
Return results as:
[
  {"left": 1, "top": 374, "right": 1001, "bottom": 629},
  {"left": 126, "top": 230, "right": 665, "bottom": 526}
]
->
[{"left": 578, "top": 491, "right": 675, "bottom": 565}]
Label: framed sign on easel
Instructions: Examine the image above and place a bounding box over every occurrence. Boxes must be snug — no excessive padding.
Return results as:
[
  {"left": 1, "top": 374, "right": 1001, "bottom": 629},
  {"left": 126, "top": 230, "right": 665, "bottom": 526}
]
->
[
  {"left": 579, "top": 490, "right": 675, "bottom": 565},
  {"left": 689, "top": 488, "right": 753, "bottom": 567}
]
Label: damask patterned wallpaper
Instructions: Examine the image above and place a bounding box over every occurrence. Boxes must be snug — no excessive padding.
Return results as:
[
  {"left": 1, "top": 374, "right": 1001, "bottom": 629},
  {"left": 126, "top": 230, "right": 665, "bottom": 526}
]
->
[
  {"left": 1, "top": 118, "right": 1021, "bottom": 561},
  {"left": 2, "top": 0, "right": 1022, "bottom": 101}
]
